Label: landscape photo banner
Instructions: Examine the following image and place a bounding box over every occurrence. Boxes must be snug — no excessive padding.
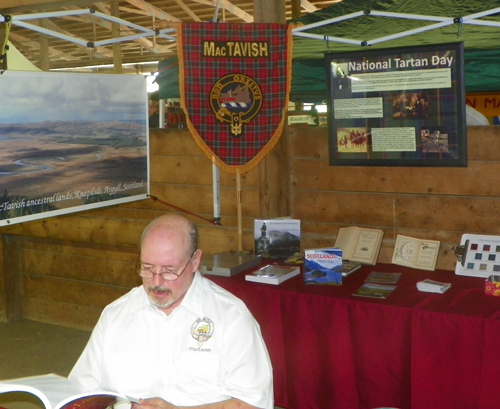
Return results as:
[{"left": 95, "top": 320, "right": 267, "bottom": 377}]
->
[
  {"left": 177, "top": 22, "right": 292, "bottom": 174},
  {"left": 0, "top": 70, "right": 149, "bottom": 227}
]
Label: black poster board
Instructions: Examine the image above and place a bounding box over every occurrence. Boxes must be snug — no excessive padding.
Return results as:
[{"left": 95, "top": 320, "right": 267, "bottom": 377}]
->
[{"left": 325, "top": 43, "right": 466, "bottom": 167}]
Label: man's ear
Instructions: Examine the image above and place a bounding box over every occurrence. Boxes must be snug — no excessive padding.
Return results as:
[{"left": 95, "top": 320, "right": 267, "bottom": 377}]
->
[{"left": 192, "top": 249, "right": 203, "bottom": 272}]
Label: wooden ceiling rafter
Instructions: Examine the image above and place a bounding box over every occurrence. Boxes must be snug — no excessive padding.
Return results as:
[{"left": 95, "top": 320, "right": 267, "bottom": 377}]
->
[{"left": 1, "top": 0, "right": 341, "bottom": 71}]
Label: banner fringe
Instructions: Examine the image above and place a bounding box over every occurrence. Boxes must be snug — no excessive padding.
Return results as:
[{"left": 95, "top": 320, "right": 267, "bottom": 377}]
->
[{"left": 178, "top": 23, "right": 293, "bottom": 175}]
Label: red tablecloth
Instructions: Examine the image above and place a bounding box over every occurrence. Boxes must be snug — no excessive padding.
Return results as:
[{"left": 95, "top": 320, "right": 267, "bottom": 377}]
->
[{"left": 208, "top": 263, "right": 500, "bottom": 409}]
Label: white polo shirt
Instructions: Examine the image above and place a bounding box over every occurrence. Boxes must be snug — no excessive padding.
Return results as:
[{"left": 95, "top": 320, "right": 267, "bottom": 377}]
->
[{"left": 69, "top": 272, "right": 274, "bottom": 409}]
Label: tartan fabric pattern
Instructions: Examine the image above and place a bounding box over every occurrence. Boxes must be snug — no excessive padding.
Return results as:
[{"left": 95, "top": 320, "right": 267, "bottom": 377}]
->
[{"left": 178, "top": 22, "right": 292, "bottom": 174}]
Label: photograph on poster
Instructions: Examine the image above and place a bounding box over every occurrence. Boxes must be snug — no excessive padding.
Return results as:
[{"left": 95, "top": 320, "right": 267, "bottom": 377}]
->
[
  {"left": 337, "top": 127, "right": 368, "bottom": 153},
  {"left": 325, "top": 42, "right": 466, "bottom": 167},
  {"left": 0, "top": 71, "right": 149, "bottom": 226}
]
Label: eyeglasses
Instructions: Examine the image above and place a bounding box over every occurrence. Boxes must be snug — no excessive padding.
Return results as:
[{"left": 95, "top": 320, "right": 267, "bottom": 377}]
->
[{"left": 137, "top": 251, "right": 196, "bottom": 281}]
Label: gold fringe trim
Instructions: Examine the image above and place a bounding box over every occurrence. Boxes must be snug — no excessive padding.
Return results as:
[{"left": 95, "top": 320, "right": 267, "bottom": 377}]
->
[{"left": 178, "top": 23, "right": 293, "bottom": 175}]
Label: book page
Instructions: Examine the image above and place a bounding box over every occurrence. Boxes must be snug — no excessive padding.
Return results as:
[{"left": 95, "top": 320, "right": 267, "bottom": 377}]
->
[
  {"left": 0, "top": 374, "right": 72, "bottom": 409},
  {"left": 0, "top": 374, "right": 132, "bottom": 409},
  {"left": 351, "top": 229, "right": 383, "bottom": 263},
  {"left": 392, "top": 235, "right": 439, "bottom": 270},
  {"left": 414, "top": 240, "right": 440, "bottom": 269},
  {"left": 392, "top": 235, "right": 419, "bottom": 267},
  {"left": 334, "top": 226, "right": 359, "bottom": 259},
  {"left": 0, "top": 387, "right": 48, "bottom": 409}
]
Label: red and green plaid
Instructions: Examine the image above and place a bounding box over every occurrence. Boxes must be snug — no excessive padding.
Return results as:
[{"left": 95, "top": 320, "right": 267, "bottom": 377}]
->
[{"left": 178, "top": 22, "right": 292, "bottom": 174}]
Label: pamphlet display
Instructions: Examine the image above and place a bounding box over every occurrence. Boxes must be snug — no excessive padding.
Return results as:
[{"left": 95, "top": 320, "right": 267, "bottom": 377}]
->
[
  {"left": 334, "top": 226, "right": 383, "bottom": 265},
  {"left": 254, "top": 218, "right": 301, "bottom": 258},
  {"left": 245, "top": 264, "right": 300, "bottom": 285},
  {"left": 304, "top": 247, "right": 342, "bottom": 285},
  {"left": 392, "top": 234, "right": 440, "bottom": 271}
]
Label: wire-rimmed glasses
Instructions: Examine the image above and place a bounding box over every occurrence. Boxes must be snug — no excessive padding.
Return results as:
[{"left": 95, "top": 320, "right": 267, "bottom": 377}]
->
[{"left": 137, "top": 251, "right": 196, "bottom": 281}]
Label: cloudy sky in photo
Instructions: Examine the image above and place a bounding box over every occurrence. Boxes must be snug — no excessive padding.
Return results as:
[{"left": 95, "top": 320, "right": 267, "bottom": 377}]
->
[{"left": 0, "top": 71, "right": 148, "bottom": 124}]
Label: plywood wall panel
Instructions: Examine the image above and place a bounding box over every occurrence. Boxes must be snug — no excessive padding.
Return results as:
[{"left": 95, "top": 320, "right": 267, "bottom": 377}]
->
[
  {"left": 149, "top": 129, "right": 201, "bottom": 156},
  {"left": 23, "top": 273, "right": 131, "bottom": 310},
  {"left": 289, "top": 124, "right": 500, "bottom": 161},
  {"left": 466, "top": 126, "right": 500, "bottom": 160},
  {"left": 150, "top": 184, "right": 260, "bottom": 218},
  {"left": 23, "top": 297, "right": 101, "bottom": 331},
  {"left": 293, "top": 190, "right": 396, "bottom": 226},
  {"left": 2, "top": 125, "right": 499, "bottom": 327},
  {"left": 20, "top": 248, "right": 139, "bottom": 287}
]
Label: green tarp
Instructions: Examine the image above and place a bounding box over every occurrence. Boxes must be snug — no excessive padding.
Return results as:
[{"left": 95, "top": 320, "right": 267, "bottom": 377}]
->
[
  {"left": 158, "top": 0, "right": 500, "bottom": 102},
  {"left": 290, "top": 0, "right": 500, "bottom": 101}
]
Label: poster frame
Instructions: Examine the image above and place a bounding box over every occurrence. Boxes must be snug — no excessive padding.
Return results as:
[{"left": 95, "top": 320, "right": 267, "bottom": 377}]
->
[{"left": 325, "top": 42, "right": 467, "bottom": 167}]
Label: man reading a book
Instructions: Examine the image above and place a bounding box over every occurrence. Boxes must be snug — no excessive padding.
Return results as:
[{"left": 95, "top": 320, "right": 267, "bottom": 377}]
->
[{"left": 69, "top": 214, "right": 273, "bottom": 409}]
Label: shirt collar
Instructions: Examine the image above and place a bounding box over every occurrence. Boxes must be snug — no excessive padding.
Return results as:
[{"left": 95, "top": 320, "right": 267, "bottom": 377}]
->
[{"left": 177, "top": 271, "right": 204, "bottom": 316}]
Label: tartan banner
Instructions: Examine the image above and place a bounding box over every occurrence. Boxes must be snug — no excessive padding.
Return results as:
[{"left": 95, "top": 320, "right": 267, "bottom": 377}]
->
[{"left": 177, "top": 22, "right": 292, "bottom": 174}]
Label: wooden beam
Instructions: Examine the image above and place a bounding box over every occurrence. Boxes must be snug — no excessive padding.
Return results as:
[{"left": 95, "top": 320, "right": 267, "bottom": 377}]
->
[
  {"left": 0, "top": 0, "right": 96, "bottom": 14},
  {"left": 39, "top": 19, "right": 50, "bottom": 70},
  {"left": 110, "top": 0, "right": 122, "bottom": 73},
  {"left": 173, "top": 0, "right": 201, "bottom": 22},
  {"left": 9, "top": 31, "right": 81, "bottom": 61},
  {"left": 253, "top": 0, "right": 291, "bottom": 218},
  {"left": 190, "top": 0, "right": 253, "bottom": 22},
  {"left": 291, "top": 0, "right": 301, "bottom": 19},
  {"left": 123, "top": 0, "right": 181, "bottom": 22},
  {"left": 301, "top": 0, "right": 319, "bottom": 13},
  {"left": 92, "top": 3, "right": 155, "bottom": 53},
  {"left": 253, "top": 0, "right": 286, "bottom": 24}
]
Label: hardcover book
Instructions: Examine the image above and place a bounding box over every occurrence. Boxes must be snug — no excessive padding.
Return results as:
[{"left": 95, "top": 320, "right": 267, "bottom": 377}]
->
[
  {"left": 304, "top": 247, "right": 343, "bottom": 285},
  {"left": 201, "top": 252, "right": 261, "bottom": 277},
  {"left": 254, "top": 218, "right": 301, "bottom": 259},
  {"left": 245, "top": 264, "right": 300, "bottom": 285},
  {"left": 340, "top": 261, "right": 362, "bottom": 277},
  {"left": 0, "top": 373, "right": 137, "bottom": 409},
  {"left": 392, "top": 234, "right": 440, "bottom": 271},
  {"left": 334, "top": 226, "right": 384, "bottom": 265}
]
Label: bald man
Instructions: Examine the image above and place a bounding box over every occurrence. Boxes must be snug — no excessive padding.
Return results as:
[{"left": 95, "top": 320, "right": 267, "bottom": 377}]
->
[{"left": 69, "top": 214, "right": 273, "bottom": 409}]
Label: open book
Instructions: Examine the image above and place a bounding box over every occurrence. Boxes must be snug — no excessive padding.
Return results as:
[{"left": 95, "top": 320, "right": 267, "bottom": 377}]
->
[
  {"left": 392, "top": 234, "right": 440, "bottom": 271},
  {"left": 0, "top": 373, "right": 137, "bottom": 409},
  {"left": 334, "top": 226, "right": 384, "bottom": 265}
]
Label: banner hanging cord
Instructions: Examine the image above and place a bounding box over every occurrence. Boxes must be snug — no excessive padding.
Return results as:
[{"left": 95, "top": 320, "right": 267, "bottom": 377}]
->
[
  {"left": 1, "top": 15, "right": 12, "bottom": 64},
  {"left": 149, "top": 195, "right": 218, "bottom": 225}
]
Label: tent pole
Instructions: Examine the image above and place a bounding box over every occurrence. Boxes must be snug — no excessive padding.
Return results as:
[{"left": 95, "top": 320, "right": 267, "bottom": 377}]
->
[{"left": 236, "top": 171, "right": 242, "bottom": 252}]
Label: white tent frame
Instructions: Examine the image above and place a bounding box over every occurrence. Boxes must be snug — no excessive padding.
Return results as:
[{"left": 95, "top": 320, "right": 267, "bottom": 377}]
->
[
  {"left": 4, "top": 6, "right": 500, "bottom": 53},
  {"left": 292, "top": 7, "right": 500, "bottom": 47},
  {"left": 4, "top": 8, "right": 176, "bottom": 47}
]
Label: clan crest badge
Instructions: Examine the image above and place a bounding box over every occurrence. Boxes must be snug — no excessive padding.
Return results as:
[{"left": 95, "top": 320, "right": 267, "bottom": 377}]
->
[
  {"left": 210, "top": 74, "right": 262, "bottom": 137},
  {"left": 191, "top": 317, "right": 214, "bottom": 346}
]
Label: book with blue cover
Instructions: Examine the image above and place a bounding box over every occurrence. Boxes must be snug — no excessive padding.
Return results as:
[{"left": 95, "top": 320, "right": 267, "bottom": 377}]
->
[{"left": 304, "top": 247, "right": 343, "bottom": 285}]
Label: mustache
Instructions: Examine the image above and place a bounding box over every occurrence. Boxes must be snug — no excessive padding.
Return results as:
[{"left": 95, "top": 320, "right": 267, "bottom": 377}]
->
[{"left": 148, "top": 286, "right": 171, "bottom": 293}]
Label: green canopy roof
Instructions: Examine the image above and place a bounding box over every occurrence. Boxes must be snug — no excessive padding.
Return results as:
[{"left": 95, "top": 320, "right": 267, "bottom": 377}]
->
[
  {"left": 290, "top": 0, "right": 500, "bottom": 101},
  {"left": 158, "top": 0, "right": 500, "bottom": 102}
]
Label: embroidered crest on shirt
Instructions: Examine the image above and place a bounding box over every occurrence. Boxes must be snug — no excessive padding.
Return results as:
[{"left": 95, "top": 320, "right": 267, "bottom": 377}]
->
[{"left": 191, "top": 317, "right": 214, "bottom": 346}]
